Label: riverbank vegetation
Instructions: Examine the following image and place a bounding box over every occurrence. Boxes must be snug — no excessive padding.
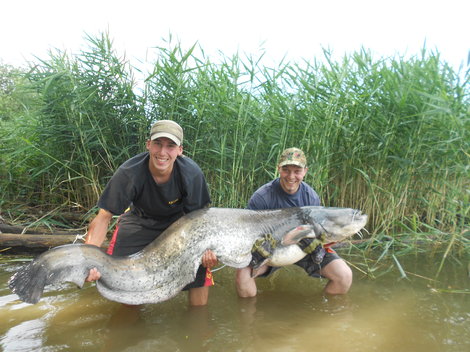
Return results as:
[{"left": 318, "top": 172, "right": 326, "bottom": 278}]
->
[{"left": 1, "top": 33, "right": 468, "bottom": 263}]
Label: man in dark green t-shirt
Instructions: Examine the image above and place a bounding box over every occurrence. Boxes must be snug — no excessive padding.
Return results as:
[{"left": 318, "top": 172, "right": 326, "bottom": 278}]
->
[
  {"left": 236, "top": 148, "right": 352, "bottom": 298},
  {"left": 85, "top": 120, "right": 217, "bottom": 306}
]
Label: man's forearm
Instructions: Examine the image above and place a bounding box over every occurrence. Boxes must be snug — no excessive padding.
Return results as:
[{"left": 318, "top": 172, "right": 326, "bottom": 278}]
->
[{"left": 85, "top": 209, "right": 113, "bottom": 247}]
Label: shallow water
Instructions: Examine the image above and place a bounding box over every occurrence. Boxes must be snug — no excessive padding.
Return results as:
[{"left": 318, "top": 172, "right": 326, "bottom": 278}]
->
[{"left": 1, "top": 250, "right": 469, "bottom": 352}]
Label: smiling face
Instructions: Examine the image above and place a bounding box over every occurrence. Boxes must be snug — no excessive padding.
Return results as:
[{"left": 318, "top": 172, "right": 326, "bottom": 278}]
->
[
  {"left": 278, "top": 164, "right": 308, "bottom": 195},
  {"left": 146, "top": 137, "right": 183, "bottom": 179}
]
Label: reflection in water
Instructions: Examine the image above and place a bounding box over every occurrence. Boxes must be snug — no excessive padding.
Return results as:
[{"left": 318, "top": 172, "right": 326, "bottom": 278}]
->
[
  {"left": 231, "top": 287, "right": 356, "bottom": 352},
  {"left": 1, "top": 253, "right": 469, "bottom": 352},
  {"left": 2, "top": 318, "right": 46, "bottom": 351},
  {"left": 101, "top": 304, "right": 144, "bottom": 352}
]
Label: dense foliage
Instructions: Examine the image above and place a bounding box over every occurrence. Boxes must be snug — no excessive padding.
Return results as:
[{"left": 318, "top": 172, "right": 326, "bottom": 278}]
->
[{"left": 1, "top": 34, "right": 468, "bottom": 250}]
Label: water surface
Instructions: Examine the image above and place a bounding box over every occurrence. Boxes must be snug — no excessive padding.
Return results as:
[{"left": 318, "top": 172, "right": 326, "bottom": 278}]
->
[{"left": 1, "top": 251, "right": 469, "bottom": 352}]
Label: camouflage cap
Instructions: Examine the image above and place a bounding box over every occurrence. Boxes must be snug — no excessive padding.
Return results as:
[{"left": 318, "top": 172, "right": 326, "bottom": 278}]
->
[
  {"left": 150, "top": 120, "right": 183, "bottom": 146},
  {"left": 278, "top": 147, "right": 307, "bottom": 168}
]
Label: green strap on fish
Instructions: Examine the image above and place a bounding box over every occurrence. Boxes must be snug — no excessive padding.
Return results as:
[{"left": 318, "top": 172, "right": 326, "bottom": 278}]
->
[
  {"left": 249, "top": 233, "right": 277, "bottom": 268},
  {"left": 298, "top": 234, "right": 326, "bottom": 264},
  {"left": 252, "top": 233, "right": 277, "bottom": 257},
  {"left": 298, "top": 236, "right": 324, "bottom": 254}
]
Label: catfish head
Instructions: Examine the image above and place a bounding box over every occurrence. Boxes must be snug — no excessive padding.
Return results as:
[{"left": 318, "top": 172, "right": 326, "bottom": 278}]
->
[
  {"left": 304, "top": 206, "right": 368, "bottom": 242},
  {"left": 282, "top": 206, "right": 368, "bottom": 245}
]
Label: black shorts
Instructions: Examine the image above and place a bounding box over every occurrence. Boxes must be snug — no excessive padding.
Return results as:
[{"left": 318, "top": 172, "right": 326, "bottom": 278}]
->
[
  {"left": 182, "top": 265, "right": 214, "bottom": 290},
  {"left": 295, "top": 248, "right": 341, "bottom": 278},
  {"left": 107, "top": 212, "right": 214, "bottom": 289},
  {"left": 107, "top": 212, "right": 171, "bottom": 256}
]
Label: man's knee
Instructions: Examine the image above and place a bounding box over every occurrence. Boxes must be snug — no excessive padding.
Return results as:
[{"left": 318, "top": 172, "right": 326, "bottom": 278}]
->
[
  {"left": 336, "top": 264, "right": 353, "bottom": 293},
  {"left": 236, "top": 268, "right": 257, "bottom": 298},
  {"left": 322, "top": 259, "right": 352, "bottom": 295}
]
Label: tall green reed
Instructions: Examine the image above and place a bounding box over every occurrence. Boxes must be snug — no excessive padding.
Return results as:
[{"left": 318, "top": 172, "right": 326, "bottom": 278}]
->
[
  {"left": 0, "top": 34, "right": 467, "bottom": 244},
  {"left": 1, "top": 33, "right": 146, "bottom": 211}
]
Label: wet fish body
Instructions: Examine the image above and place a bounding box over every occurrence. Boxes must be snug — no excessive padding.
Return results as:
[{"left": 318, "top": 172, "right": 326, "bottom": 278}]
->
[{"left": 9, "top": 206, "right": 367, "bottom": 305}]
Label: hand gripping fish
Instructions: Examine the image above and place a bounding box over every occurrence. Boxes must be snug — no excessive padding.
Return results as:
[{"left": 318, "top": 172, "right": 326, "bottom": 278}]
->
[{"left": 9, "top": 206, "right": 367, "bottom": 305}]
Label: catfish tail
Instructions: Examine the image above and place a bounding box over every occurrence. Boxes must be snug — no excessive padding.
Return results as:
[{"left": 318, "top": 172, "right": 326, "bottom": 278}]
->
[
  {"left": 8, "top": 244, "right": 106, "bottom": 304},
  {"left": 8, "top": 260, "right": 49, "bottom": 304}
]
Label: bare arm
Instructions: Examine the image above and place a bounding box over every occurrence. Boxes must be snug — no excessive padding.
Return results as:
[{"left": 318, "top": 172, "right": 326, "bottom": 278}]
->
[
  {"left": 84, "top": 209, "right": 114, "bottom": 281},
  {"left": 85, "top": 209, "right": 113, "bottom": 247}
]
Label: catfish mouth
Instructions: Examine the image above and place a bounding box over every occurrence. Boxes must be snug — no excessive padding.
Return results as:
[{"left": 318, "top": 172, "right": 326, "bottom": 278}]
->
[
  {"left": 328, "top": 210, "right": 368, "bottom": 241},
  {"left": 310, "top": 209, "right": 368, "bottom": 243}
]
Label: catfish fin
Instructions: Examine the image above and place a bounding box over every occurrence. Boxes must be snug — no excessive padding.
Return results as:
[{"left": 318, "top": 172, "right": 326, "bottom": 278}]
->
[{"left": 281, "top": 224, "right": 317, "bottom": 245}]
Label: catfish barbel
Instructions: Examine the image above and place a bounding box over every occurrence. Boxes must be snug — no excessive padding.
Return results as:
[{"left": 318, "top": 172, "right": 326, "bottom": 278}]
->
[{"left": 9, "top": 206, "right": 367, "bottom": 305}]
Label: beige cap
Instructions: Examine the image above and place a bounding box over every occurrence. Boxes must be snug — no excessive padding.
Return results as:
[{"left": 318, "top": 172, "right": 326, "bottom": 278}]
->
[
  {"left": 150, "top": 120, "right": 183, "bottom": 146},
  {"left": 278, "top": 147, "right": 307, "bottom": 168}
]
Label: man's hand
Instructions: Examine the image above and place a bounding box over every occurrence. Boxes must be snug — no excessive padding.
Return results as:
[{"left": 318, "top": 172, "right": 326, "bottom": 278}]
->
[
  {"left": 85, "top": 268, "right": 101, "bottom": 282},
  {"left": 83, "top": 209, "right": 112, "bottom": 283},
  {"left": 201, "top": 249, "right": 218, "bottom": 269}
]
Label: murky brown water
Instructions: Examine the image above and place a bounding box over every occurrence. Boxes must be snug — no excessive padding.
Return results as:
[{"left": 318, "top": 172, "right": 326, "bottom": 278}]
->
[{"left": 1, "top": 250, "right": 469, "bottom": 352}]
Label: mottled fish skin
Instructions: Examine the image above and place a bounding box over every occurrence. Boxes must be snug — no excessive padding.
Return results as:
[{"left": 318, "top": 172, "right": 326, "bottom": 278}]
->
[{"left": 8, "top": 206, "right": 367, "bottom": 305}]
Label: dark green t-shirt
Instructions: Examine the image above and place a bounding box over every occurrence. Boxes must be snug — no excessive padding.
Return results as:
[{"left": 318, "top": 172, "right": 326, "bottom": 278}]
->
[{"left": 247, "top": 178, "right": 320, "bottom": 210}]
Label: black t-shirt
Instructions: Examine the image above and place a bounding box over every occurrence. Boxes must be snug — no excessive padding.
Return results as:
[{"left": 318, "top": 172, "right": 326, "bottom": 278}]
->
[{"left": 98, "top": 152, "right": 211, "bottom": 227}]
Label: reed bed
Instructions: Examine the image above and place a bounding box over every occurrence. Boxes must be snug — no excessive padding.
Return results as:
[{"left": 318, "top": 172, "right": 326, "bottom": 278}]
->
[{"left": 0, "top": 34, "right": 468, "bottom": 258}]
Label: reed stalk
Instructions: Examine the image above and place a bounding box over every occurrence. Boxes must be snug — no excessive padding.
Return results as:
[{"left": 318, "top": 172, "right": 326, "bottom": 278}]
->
[{"left": 0, "top": 34, "right": 467, "bottom": 262}]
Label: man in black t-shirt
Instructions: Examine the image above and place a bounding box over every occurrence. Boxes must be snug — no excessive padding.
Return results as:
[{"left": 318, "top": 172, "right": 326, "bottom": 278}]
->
[{"left": 85, "top": 120, "right": 217, "bottom": 306}]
